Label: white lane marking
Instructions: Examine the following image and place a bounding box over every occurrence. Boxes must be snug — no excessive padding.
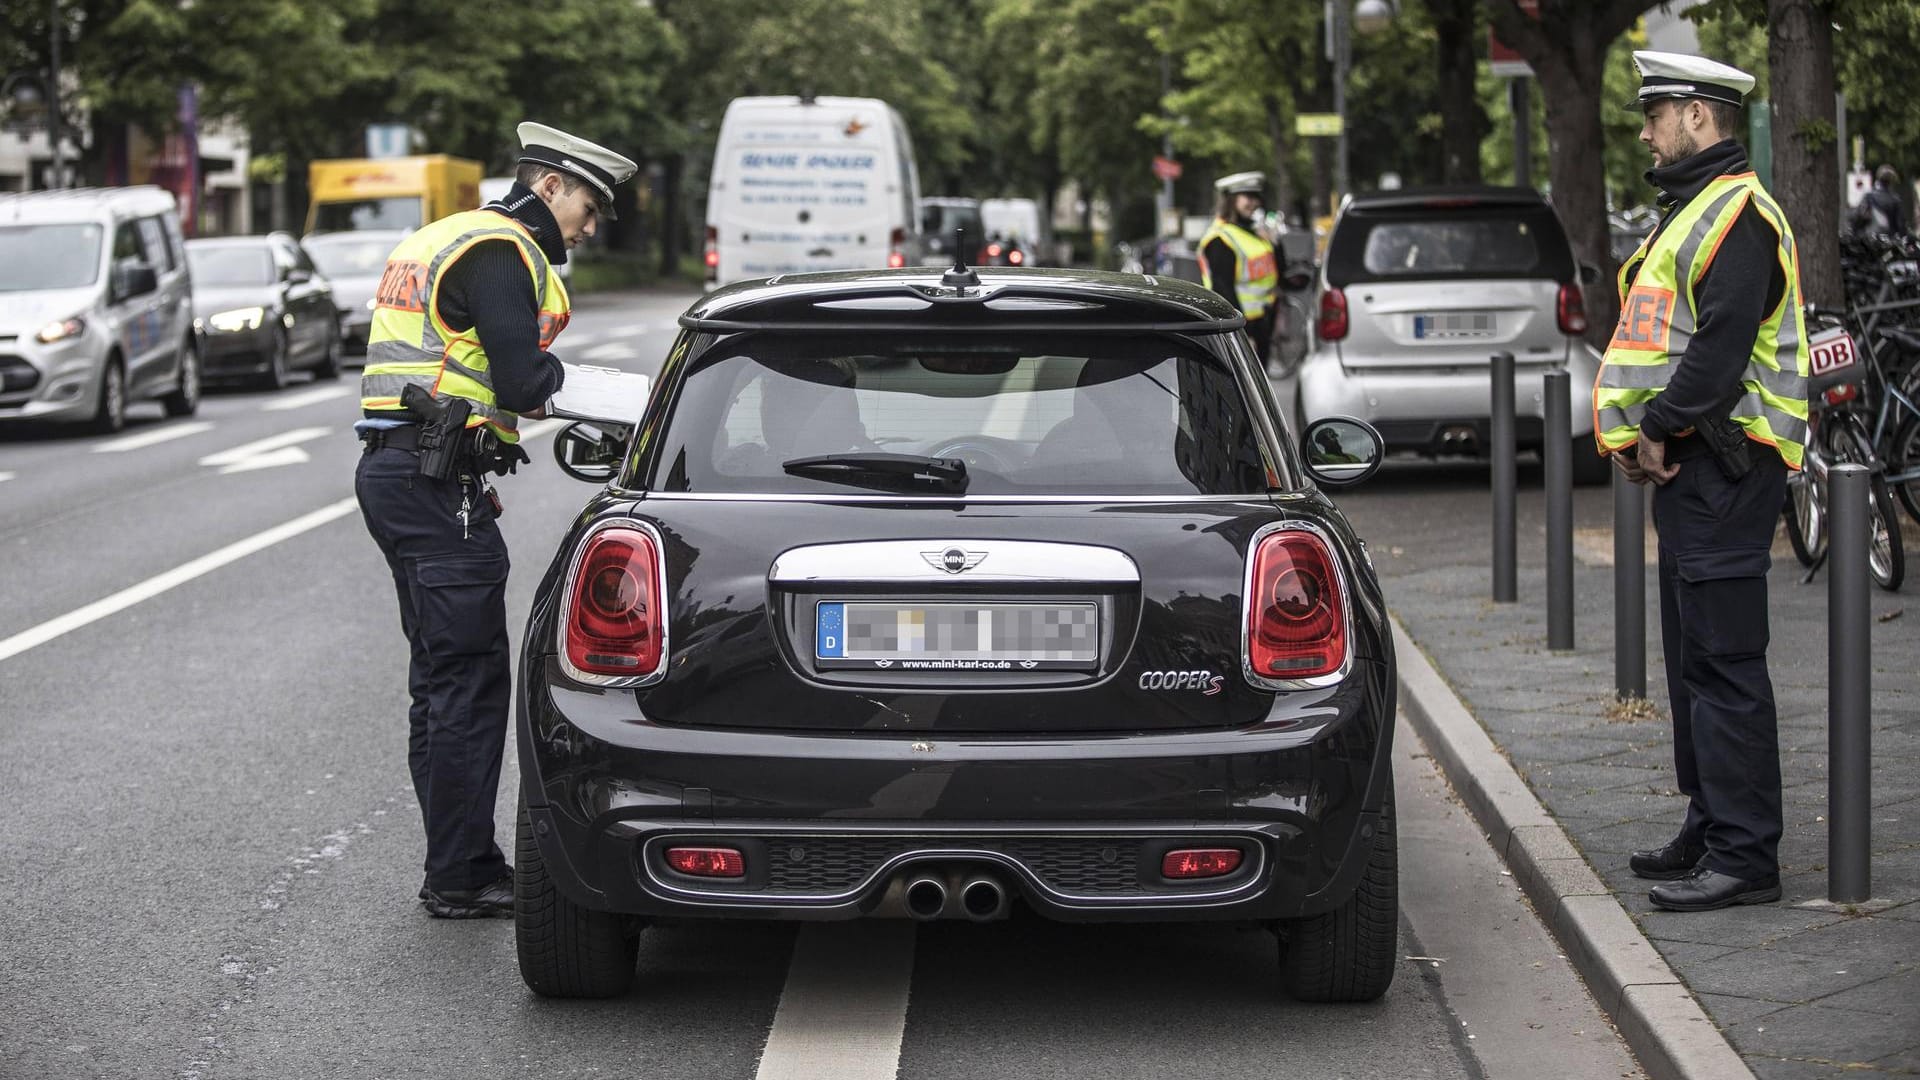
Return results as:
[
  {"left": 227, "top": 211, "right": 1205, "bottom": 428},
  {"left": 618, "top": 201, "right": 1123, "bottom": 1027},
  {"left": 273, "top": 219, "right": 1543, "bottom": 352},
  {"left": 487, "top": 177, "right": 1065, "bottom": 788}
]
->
[
  {"left": 0, "top": 471, "right": 13, "bottom": 483},
  {"left": 199, "top": 427, "right": 331, "bottom": 474},
  {"left": 0, "top": 497, "right": 358, "bottom": 665},
  {"left": 93, "top": 421, "right": 216, "bottom": 453},
  {"left": 752, "top": 922, "right": 915, "bottom": 1080},
  {"left": 262, "top": 386, "right": 352, "bottom": 412},
  {"left": 580, "top": 343, "right": 633, "bottom": 362}
]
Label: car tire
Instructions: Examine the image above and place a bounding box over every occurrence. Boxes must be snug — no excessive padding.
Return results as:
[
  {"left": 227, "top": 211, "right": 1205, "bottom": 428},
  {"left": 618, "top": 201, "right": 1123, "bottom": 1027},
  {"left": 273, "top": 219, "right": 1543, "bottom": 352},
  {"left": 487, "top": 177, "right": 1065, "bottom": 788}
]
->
[
  {"left": 312, "top": 322, "right": 342, "bottom": 382},
  {"left": 1570, "top": 435, "right": 1611, "bottom": 486},
  {"left": 162, "top": 335, "right": 202, "bottom": 417},
  {"left": 1277, "top": 796, "right": 1398, "bottom": 1003},
  {"left": 87, "top": 357, "right": 127, "bottom": 435},
  {"left": 259, "top": 326, "right": 291, "bottom": 391},
  {"left": 514, "top": 794, "right": 642, "bottom": 998}
]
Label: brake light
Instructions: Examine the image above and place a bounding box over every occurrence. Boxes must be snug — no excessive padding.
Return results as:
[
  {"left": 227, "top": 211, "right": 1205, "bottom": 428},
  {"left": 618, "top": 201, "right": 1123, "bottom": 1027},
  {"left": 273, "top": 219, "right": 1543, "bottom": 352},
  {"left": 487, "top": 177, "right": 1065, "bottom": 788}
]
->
[
  {"left": 665, "top": 847, "right": 745, "bottom": 878},
  {"left": 1008, "top": 248, "right": 1024, "bottom": 266},
  {"left": 1824, "top": 382, "right": 1859, "bottom": 406},
  {"left": 563, "top": 526, "right": 665, "bottom": 680},
  {"left": 987, "top": 243, "right": 1003, "bottom": 257},
  {"left": 703, "top": 225, "right": 719, "bottom": 280},
  {"left": 1557, "top": 282, "right": 1588, "bottom": 335},
  {"left": 1163, "top": 849, "right": 1244, "bottom": 879},
  {"left": 1317, "top": 287, "right": 1349, "bottom": 341},
  {"left": 887, "top": 226, "right": 907, "bottom": 269},
  {"left": 1246, "top": 530, "right": 1346, "bottom": 680}
]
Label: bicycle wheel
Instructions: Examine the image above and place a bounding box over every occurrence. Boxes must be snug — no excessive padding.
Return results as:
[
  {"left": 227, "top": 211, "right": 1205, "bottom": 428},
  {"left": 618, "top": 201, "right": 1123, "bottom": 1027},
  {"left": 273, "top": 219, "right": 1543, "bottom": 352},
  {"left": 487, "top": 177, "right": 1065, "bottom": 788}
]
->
[
  {"left": 1831, "top": 419, "right": 1906, "bottom": 591},
  {"left": 1784, "top": 466, "right": 1826, "bottom": 566},
  {"left": 1891, "top": 412, "right": 1920, "bottom": 525}
]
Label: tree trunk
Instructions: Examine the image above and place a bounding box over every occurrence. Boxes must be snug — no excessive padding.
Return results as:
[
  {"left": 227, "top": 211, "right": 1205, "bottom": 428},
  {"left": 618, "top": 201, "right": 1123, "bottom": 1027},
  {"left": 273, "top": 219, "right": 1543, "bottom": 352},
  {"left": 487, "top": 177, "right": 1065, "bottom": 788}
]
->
[
  {"left": 657, "top": 153, "right": 685, "bottom": 278},
  {"left": 1264, "top": 93, "right": 1295, "bottom": 222},
  {"left": 1769, "top": 0, "right": 1842, "bottom": 308},
  {"left": 1536, "top": 42, "right": 1615, "bottom": 347},
  {"left": 1429, "top": 0, "right": 1484, "bottom": 184}
]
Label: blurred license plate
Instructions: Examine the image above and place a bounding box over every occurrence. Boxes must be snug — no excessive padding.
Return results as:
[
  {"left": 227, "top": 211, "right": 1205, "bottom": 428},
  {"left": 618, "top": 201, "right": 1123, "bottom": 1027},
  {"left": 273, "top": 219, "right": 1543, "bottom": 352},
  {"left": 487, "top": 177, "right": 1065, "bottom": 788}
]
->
[
  {"left": 815, "top": 601, "right": 1098, "bottom": 671},
  {"left": 1412, "top": 312, "right": 1495, "bottom": 339}
]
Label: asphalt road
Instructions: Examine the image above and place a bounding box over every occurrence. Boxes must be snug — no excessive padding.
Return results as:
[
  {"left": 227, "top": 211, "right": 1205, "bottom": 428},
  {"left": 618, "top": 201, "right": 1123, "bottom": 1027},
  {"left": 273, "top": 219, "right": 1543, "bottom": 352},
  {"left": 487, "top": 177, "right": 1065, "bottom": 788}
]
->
[{"left": 1, "top": 287, "right": 1641, "bottom": 1080}]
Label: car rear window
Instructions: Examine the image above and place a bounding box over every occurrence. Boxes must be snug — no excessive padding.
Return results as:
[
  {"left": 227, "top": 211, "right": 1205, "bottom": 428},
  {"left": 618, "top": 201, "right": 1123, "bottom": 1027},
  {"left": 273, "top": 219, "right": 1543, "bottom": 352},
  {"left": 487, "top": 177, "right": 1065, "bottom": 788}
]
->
[
  {"left": 1326, "top": 205, "right": 1574, "bottom": 286},
  {"left": 648, "top": 333, "right": 1274, "bottom": 496}
]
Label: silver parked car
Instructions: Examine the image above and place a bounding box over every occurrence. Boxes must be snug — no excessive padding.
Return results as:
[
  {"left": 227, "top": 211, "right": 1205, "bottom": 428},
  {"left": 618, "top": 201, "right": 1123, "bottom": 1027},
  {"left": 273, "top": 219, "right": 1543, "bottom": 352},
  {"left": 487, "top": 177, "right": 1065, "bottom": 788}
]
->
[
  {"left": 1296, "top": 187, "right": 1609, "bottom": 483},
  {"left": 0, "top": 186, "right": 200, "bottom": 433}
]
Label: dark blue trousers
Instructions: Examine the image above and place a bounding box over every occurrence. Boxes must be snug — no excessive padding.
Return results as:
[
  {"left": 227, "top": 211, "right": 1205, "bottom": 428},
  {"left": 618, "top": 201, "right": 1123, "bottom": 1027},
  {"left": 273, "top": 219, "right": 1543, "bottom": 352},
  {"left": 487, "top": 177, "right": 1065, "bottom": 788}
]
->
[
  {"left": 355, "top": 445, "right": 511, "bottom": 893},
  {"left": 1651, "top": 446, "right": 1788, "bottom": 881}
]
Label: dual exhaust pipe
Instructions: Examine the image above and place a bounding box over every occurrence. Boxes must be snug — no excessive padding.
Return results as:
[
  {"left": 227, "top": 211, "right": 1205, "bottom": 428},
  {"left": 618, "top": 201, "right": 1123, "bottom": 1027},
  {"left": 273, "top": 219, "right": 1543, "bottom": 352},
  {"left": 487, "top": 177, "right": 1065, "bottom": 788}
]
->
[{"left": 903, "top": 870, "right": 1010, "bottom": 922}]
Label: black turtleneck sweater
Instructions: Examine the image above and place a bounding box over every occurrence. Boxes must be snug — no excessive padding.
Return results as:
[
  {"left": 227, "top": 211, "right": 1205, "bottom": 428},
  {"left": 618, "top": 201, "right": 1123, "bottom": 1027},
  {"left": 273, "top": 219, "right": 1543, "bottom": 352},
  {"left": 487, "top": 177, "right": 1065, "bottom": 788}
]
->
[
  {"left": 1630, "top": 139, "right": 1786, "bottom": 446},
  {"left": 370, "top": 182, "right": 567, "bottom": 420}
]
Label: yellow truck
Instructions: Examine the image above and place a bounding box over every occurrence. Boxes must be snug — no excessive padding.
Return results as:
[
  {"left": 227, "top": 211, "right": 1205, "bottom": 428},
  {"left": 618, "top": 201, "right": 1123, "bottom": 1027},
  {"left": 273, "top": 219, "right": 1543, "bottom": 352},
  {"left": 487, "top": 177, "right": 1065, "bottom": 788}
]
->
[{"left": 305, "top": 155, "right": 483, "bottom": 234}]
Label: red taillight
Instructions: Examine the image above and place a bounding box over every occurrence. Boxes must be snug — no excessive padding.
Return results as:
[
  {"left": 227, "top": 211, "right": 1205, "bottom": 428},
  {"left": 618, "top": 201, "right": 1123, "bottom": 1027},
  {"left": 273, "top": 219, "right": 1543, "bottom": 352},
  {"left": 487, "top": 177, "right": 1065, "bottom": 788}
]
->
[
  {"left": 563, "top": 527, "right": 664, "bottom": 679},
  {"left": 887, "top": 226, "right": 907, "bottom": 268},
  {"left": 1557, "top": 282, "right": 1588, "bottom": 335},
  {"left": 1008, "top": 248, "right": 1024, "bottom": 265},
  {"left": 987, "top": 243, "right": 1003, "bottom": 257},
  {"left": 1317, "top": 287, "right": 1349, "bottom": 341},
  {"left": 703, "top": 225, "right": 719, "bottom": 279},
  {"left": 1247, "top": 531, "right": 1346, "bottom": 680},
  {"left": 665, "top": 847, "right": 745, "bottom": 878},
  {"left": 887, "top": 251, "right": 906, "bottom": 268},
  {"left": 1162, "top": 849, "right": 1244, "bottom": 879},
  {"left": 1824, "top": 382, "right": 1859, "bottom": 406}
]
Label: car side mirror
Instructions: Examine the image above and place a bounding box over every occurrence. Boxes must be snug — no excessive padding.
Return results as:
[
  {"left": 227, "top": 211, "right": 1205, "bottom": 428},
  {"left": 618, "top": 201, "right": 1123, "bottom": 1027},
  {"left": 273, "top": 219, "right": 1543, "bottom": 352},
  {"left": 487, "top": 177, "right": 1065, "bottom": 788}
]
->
[
  {"left": 1300, "top": 416, "right": 1384, "bottom": 488},
  {"left": 1578, "top": 262, "right": 1602, "bottom": 286},
  {"left": 113, "top": 261, "right": 158, "bottom": 301},
  {"left": 553, "top": 421, "right": 629, "bottom": 484}
]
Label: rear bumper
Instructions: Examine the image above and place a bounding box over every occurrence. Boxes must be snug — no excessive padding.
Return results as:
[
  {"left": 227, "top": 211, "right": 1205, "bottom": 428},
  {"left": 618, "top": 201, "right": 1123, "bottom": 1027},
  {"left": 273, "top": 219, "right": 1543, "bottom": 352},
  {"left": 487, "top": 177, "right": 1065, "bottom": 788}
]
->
[
  {"left": 517, "top": 655, "right": 1394, "bottom": 923},
  {"left": 1298, "top": 345, "right": 1598, "bottom": 452}
]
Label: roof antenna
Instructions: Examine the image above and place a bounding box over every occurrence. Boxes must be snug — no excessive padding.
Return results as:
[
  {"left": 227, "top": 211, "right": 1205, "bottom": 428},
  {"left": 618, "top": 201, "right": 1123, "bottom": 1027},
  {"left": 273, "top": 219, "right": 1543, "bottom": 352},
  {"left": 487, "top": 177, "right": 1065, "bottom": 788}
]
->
[{"left": 941, "top": 226, "right": 980, "bottom": 290}]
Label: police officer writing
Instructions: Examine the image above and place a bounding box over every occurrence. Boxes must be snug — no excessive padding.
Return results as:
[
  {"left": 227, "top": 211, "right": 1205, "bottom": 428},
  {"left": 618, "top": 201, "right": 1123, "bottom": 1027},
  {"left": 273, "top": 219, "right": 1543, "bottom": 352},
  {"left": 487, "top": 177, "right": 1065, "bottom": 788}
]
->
[
  {"left": 1200, "top": 172, "right": 1280, "bottom": 366},
  {"left": 355, "top": 122, "right": 637, "bottom": 919},
  {"left": 1595, "top": 53, "right": 1810, "bottom": 913}
]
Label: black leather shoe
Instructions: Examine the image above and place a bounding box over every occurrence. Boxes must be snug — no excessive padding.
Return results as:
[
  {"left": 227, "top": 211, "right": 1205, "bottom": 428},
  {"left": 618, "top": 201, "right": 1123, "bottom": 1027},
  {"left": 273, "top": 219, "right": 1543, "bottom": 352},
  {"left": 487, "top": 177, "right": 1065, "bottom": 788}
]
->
[
  {"left": 1629, "top": 838, "right": 1707, "bottom": 880},
  {"left": 421, "top": 872, "right": 514, "bottom": 919},
  {"left": 419, "top": 865, "right": 511, "bottom": 903},
  {"left": 1649, "top": 866, "right": 1782, "bottom": 912}
]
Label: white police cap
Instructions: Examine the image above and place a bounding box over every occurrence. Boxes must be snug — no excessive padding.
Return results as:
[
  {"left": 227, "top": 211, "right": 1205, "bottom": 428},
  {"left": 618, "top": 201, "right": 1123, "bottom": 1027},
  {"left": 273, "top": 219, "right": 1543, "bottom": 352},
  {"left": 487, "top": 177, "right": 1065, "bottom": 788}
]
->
[
  {"left": 516, "top": 121, "right": 638, "bottom": 219},
  {"left": 1214, "top": 171, "right": 1266, "bottom": 195},
  {"left": 1628, "top": 51, "right": 1756, "bottom": 110}
]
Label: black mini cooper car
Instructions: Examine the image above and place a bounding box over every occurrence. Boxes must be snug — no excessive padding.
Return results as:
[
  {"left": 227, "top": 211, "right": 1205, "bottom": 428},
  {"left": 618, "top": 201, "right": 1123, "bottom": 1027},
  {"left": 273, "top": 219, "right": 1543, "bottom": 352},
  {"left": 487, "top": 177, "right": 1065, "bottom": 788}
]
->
[{"left": 517, "top": 265, "right": 1396, "bottom": 1002}]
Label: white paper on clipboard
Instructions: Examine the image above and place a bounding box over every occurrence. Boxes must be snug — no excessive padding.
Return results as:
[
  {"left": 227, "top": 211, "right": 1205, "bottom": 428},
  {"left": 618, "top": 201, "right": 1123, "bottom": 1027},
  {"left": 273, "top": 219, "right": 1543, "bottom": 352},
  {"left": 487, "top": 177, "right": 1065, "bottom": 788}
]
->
[{"left": 547, "top": 363, "right": 652, "bottom": 424}]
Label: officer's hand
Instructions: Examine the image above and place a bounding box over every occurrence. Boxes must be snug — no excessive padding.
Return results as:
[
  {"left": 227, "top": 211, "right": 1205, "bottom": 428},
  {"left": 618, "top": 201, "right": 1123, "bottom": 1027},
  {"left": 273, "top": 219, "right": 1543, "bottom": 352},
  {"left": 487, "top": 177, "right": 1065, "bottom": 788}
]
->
[
  {"left": 1638, "top": 435, "right": 1679, "bottom": 485},
  {"left": 1612, "top": 449, "right": 1649, "bottom": 485}
]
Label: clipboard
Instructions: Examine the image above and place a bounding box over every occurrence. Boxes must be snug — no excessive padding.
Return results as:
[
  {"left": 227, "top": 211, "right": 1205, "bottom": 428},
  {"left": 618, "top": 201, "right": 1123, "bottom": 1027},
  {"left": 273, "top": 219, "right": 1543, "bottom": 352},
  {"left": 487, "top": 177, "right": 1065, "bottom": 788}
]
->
[{"left": 547, "top": 362, "right": 652, "bottom": 424}]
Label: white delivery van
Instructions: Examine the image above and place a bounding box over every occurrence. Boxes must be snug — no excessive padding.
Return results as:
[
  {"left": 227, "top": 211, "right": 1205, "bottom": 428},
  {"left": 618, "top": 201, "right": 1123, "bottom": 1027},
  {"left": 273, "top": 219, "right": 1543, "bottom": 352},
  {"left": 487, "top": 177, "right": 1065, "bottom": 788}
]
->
[
  {"left": 979, "top": 198, "right": 1046, "bottom": 256},
  {"left": 703, "top": 96, "right": 922, "bottom": 288}
]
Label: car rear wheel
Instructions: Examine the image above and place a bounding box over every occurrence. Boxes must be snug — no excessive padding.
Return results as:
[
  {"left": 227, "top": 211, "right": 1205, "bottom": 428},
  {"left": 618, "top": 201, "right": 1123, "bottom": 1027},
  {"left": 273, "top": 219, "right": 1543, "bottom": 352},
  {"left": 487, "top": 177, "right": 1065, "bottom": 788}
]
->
[
  {"left": 514, "top": 794, "right": 643, "bottom": 998},
  {"left": 162, "top": 335, "right": 201, "bottom": 417},
  {"left": 1277, "top": 796, "right": 1397, "bottom": 1003}
]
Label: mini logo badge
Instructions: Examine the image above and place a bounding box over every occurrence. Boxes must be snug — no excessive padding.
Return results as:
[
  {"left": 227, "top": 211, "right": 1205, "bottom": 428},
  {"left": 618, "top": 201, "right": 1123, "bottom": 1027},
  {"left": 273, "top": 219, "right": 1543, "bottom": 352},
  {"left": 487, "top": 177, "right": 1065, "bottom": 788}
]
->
[
  {"left": 875, "top": 659, "right": 893, "bottom": 668},
  {"left": 923, "top": 547, "right": 987, "bottom": 574},
  {"left": 1138, "top": 670, "right": 1226, "bottom": 696},
  {"left": 1019, "top": 660, "right": 1039, "bottom": 669}
]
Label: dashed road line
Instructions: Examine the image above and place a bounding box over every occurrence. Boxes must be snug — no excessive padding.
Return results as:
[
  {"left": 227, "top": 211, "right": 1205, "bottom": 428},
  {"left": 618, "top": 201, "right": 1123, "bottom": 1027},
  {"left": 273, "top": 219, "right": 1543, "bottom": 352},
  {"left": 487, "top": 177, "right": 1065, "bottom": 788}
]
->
[
  {"left": 752, "top": 922, "right": 916, "bottom": 1080},
  {"left": 579, "top": 343, "right": 635, "bottom": 362},
  {"left": 93, "top": 421, "right": 216, "bottom": 453},
  {"left": 0, "top": 471, "right": 14, "bottom": 483},
  {"left": 0, "top": 497, "right": 359, "bottom": 665},
  {"left": 262, "top": 386, "right": 353, "bottom": 412}
]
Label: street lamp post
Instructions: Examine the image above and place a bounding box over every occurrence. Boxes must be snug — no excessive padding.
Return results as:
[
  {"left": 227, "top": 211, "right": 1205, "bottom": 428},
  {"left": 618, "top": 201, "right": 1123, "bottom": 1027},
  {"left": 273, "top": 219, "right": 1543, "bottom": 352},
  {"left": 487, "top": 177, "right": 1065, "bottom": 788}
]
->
[{"left": 1330, "top": 0, "right": 1396, "bottom": 210}]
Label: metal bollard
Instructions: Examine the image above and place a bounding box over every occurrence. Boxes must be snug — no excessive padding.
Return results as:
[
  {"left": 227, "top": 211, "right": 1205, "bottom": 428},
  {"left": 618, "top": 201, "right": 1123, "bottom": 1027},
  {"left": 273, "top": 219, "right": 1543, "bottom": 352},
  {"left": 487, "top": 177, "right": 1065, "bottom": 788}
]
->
[
  {"left": 1828, "top": 464, "right": 1872, "bottom": 903},
  {"left": 1544, "top": 370, "right": 1574, "bottom": 649},
  {"left": 1491, "top": 351, "right": 1517, "bottom": 603},
  {"left": 1613, "top": 467, "right": 1646, "bottom": 700}
]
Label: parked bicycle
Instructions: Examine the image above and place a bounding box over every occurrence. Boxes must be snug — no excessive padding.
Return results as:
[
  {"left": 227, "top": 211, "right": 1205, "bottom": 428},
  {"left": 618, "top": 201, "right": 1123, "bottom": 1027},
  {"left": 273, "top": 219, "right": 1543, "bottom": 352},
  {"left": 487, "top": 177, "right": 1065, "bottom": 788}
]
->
[{"left": 1783, "top": 306, "right": 1905, "bottom": 591}]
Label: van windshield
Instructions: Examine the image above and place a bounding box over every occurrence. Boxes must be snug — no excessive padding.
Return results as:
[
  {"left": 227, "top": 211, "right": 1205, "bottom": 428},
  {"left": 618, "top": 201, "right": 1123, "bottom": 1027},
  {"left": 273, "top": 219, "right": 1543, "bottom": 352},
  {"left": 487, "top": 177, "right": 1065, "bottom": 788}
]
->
[
  {"left": 313, "top": 198, "right": 423, "bottom": 233},
  {"left": 0, "top": 224, "right": 103, "bottom": 291}
]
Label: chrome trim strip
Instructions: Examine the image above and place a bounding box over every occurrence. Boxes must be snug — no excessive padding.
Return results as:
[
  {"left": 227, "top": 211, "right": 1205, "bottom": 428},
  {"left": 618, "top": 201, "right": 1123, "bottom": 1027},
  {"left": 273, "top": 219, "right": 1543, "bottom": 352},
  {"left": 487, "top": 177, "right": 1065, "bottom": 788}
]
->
[
  {"left": 635, "top": 829, "right": 1269, "bottom": 907},
  {"left": 771, "top": 539, "right": 1140, "bottom": 584},
  {"left": 643, "top": 492, "right": 1286, "bottom": 504},
  {"left": 1240, "top": 520, "right": 1359, "bottom": 691},
  {"left": 555, "top": 518, "right": 671, "bottom": 688}
]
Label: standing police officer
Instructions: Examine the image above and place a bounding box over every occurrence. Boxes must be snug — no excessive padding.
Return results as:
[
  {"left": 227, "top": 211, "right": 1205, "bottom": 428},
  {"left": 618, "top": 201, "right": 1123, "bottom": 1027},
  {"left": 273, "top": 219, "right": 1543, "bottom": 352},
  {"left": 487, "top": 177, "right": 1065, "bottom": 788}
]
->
[
  {"left": 1200, "top": 171, "right": 1280, "bottom": 365},
  {"left": 1595, "top": 53, "right": 1809, "bottom": 912},
  {"left": 355, "top": 122, "right": 636, "bottom": 918}
]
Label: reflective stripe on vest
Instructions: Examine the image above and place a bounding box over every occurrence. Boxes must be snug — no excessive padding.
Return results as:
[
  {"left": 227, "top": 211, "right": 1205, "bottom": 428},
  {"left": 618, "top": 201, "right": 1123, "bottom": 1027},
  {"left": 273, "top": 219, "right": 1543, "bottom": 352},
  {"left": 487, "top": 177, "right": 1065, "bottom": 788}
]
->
[
  {"left": 358, "top": 209, "right": 570, "bottom": 443},
  {"left": 1593, "top": 172, "right": 1809, "bottom": 469},
  {"left": 1198, "top": 220, "right": 1278, "bottom": 321}
]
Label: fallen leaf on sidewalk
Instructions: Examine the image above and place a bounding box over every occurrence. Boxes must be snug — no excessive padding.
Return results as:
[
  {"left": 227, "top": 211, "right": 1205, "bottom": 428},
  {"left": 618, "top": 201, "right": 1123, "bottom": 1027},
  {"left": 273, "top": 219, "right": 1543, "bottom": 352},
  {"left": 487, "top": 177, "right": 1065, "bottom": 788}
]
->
[{"left": 1877, "top": 608, "right": 1903, "bottom": 623}]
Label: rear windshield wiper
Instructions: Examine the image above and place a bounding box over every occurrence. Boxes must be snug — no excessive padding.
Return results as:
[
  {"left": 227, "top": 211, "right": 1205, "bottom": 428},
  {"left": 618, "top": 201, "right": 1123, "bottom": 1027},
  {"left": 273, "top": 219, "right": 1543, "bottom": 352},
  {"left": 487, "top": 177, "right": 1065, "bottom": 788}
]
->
[{"left": 782, "top": 453, "right": 969, "bottom": 494}]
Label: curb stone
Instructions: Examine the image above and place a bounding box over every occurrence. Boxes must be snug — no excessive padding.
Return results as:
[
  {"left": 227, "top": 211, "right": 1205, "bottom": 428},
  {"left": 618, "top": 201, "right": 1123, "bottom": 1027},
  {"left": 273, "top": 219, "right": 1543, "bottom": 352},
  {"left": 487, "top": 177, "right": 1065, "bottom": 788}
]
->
[{"left": 1391, "top": 613, "right": 1757, "bottom": 1080}]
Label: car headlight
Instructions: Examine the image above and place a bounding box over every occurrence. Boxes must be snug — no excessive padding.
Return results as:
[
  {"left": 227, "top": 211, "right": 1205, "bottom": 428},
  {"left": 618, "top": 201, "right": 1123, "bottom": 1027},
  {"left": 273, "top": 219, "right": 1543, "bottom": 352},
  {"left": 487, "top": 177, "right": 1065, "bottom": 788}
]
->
[
  {"left": 207, "top": 306, "right": 266, "bottom": 332},
  {"left": 35, "top": 315, "right": 85, "bottom": 344}
]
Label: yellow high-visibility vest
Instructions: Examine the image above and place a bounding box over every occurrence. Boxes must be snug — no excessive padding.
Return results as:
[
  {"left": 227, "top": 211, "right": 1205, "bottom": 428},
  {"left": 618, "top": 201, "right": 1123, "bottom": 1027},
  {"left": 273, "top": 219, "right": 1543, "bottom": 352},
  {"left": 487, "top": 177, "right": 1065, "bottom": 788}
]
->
[
  {"left": 1593, "top": 172, "right": 1808, "bottom": 469},
  {"left": 359, "top": 209, "right": 570, "bottom": 443},
  {"left": 1198, "top": 219, "right": 1279, "bottom": 321}
]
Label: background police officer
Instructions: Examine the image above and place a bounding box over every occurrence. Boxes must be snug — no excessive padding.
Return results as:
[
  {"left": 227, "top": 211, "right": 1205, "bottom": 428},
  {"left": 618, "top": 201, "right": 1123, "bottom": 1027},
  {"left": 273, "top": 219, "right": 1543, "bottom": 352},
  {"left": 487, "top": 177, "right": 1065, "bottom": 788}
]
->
[
  {"left": 355, "top": 122, "right": 636, "bottom": 919},
  {"left": 1200, "top": 171, "right": 1280, "bottom": 365},
  {"left": 1596, "top": 52, "right": 1810, "bottom": 913}
]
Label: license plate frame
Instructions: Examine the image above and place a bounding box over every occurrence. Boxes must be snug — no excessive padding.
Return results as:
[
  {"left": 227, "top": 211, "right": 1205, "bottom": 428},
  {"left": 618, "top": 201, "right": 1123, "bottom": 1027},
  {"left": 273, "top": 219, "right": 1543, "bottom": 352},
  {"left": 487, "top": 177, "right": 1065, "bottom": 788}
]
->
[
  {"left": 1412, "top": 311, "right": 1496, "bottom": 340},
  {"left": 814, "top": 600, "right": 1100, "bottom": 672}
]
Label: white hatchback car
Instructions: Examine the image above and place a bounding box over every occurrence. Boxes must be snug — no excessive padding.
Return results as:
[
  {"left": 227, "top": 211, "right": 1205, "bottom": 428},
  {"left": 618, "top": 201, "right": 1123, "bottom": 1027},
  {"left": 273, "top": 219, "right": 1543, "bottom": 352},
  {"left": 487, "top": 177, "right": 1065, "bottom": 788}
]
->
[{"left": 1296, "top": 187, "right": 1608, "bottom": 482}]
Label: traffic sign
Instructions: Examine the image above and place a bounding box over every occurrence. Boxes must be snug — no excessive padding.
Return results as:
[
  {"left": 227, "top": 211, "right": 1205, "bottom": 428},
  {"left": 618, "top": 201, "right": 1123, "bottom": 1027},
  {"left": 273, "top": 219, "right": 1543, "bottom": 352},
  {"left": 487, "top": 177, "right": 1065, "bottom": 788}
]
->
[
  {"left": 1489, "top": 0, "right": 1539, "bottom": 78},
  {"left": 1152, "top": 155, "right": 1182, "bottom": 182},
  {"left": 1296, "top": 113, "right": 1343, "bottom": 137}
]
